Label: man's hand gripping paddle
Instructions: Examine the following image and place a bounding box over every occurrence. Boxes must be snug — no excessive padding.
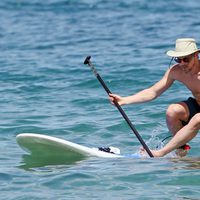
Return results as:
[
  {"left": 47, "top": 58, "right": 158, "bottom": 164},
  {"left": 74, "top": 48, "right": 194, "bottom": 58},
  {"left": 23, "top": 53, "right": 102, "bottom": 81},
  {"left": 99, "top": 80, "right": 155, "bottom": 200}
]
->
[{"left": 84, "top": 56, "right": 154, "bottom": 158}]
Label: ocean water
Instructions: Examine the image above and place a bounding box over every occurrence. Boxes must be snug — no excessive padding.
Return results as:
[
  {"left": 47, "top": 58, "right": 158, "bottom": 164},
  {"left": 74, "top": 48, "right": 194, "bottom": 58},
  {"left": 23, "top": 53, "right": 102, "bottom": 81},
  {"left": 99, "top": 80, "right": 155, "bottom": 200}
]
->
[{"left": 1, "top": 0, "right": 200, "bottom": 199}]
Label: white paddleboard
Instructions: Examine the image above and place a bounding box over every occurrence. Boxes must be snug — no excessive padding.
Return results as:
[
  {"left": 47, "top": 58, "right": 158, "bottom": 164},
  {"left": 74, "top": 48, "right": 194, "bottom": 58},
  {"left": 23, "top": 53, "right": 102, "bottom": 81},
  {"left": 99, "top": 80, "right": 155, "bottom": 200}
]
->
[{"left": 16, "top": 133, "right": 141, "bottom": 160}]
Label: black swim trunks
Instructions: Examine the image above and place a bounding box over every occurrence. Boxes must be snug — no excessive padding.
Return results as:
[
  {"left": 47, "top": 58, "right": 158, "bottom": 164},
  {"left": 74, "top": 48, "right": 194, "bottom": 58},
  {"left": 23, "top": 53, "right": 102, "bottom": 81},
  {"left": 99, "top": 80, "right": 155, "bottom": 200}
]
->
[{"left": 182, "top": 97, "right": 200, "bottom": 126}]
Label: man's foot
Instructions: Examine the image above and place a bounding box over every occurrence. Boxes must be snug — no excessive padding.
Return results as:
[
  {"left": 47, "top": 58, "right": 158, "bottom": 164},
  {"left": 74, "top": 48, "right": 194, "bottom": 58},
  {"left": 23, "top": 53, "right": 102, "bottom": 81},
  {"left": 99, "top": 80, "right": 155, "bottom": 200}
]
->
[
  {"left": 175, "top": 144, "right": 190, "bottom": 157},
  {"left": 175, "top": 149, "right": 188, "bottom": 157}
]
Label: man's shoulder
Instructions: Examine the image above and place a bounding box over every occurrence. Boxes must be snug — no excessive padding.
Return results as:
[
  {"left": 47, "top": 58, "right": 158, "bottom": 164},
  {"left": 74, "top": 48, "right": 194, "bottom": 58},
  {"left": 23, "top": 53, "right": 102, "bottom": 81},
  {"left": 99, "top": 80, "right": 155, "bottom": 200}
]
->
[
  {"left": 168, "top": 64, "right": 182, "bottom": 79},
  {"left": 169, "top": 63, "right": 180, "bottom": 71},
  {"left": 168, "top": 64, "right": 182, "bottom": 74}
]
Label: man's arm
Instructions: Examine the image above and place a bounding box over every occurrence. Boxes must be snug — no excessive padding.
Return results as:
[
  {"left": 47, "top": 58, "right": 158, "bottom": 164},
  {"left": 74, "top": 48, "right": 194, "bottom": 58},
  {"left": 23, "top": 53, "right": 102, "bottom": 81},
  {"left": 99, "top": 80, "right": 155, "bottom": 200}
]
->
[{"left": 109, "top": 68, "right": 175, "bottom": 105}]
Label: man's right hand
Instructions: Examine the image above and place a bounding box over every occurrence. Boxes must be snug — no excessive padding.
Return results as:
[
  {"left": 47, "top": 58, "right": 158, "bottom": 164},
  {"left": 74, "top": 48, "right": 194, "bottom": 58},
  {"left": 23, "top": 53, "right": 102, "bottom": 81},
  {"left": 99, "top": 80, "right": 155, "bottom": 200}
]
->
[{"left": 109, "top": 93, "right": 125, "bottom": 106}]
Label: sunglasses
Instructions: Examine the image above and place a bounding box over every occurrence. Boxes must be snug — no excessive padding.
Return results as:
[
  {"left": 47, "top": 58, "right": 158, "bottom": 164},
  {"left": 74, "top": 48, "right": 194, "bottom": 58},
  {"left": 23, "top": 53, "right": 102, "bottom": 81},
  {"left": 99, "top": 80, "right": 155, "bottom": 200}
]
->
[{"left": 174, "top": 55, "right": 193, "bottom": 63}]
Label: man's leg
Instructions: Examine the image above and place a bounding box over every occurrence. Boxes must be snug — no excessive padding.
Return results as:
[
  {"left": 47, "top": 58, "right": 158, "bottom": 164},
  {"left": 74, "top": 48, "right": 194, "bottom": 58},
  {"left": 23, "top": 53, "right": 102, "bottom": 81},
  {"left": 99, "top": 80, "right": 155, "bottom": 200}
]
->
[
  {"left": 166, "top": 102, "right": 189, "bottom": 135},
  {"left": 151, "top": 113, "right": 200, "bottom": 157},
  {"left": 165, "top": 102, "right": 191, "bottom": 156},
  {"left": 140, "top": 102, "right": 190, "bottom": 157}
]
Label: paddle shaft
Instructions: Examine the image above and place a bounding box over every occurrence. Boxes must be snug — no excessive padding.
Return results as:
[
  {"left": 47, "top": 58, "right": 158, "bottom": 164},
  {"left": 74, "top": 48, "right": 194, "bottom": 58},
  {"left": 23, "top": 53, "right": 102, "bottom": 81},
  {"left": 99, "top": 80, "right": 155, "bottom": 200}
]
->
[{"left": 84, "top": 56, "right": 153, "bottom": 157}]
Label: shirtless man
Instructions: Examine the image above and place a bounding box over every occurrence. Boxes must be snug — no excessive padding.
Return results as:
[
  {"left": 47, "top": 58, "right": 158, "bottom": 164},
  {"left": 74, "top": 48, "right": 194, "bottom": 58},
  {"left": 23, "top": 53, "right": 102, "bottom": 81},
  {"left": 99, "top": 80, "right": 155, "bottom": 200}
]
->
[{"left": 109, "top": 38, "right": 200, "bottom": 157}]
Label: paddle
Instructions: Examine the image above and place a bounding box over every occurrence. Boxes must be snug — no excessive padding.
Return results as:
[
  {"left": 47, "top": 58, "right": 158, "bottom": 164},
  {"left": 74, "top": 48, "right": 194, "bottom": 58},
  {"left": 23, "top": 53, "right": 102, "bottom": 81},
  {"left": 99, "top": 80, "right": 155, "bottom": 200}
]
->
[{"left": 84, "top": 56, "right": 154, "bottom": 157}]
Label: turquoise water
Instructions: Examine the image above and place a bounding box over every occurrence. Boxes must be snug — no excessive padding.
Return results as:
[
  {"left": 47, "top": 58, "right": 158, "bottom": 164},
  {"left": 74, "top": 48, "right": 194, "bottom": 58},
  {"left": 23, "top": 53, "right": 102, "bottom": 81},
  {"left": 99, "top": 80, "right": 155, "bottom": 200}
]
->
[{"left": 1, "top": 0, "right": 200, "bottom": 199}]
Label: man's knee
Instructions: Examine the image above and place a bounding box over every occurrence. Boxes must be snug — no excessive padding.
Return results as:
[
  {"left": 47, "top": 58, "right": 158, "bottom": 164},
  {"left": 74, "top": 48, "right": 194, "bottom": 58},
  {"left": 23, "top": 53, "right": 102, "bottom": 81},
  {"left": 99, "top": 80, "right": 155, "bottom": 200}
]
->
[{"left": 166, "top": 103, "right": 187, "bottom": 118}]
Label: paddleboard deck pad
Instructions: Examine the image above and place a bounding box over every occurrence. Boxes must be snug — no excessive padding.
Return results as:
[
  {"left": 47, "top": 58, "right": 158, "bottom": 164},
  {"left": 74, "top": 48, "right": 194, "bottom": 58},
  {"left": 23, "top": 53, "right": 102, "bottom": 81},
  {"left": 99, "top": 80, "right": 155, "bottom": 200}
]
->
[{"left": 16, "top": 133, "right": 142, "bottom": 159}]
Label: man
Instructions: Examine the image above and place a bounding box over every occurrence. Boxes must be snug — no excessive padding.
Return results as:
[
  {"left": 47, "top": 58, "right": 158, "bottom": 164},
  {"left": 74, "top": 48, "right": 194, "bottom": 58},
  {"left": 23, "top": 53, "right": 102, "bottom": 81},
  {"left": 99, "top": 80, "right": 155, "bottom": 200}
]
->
[{"left": 109, "top": 38, "right": 200, "bottom": 157}]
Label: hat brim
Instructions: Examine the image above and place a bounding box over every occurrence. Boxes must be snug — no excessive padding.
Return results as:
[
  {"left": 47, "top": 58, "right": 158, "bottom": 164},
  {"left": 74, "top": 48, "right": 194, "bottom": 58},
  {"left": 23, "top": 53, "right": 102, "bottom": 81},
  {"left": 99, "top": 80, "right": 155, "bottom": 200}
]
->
[{"left": 166, "top": 49, "right": 200, "bottom": 57}]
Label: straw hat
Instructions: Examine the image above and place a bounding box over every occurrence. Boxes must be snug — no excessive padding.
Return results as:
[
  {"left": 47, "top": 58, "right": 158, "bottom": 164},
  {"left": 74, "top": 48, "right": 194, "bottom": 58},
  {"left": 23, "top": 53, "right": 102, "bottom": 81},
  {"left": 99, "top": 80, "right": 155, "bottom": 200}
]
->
[{"left": 166, "top": 38, "right": 200, "bottom": 58}]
